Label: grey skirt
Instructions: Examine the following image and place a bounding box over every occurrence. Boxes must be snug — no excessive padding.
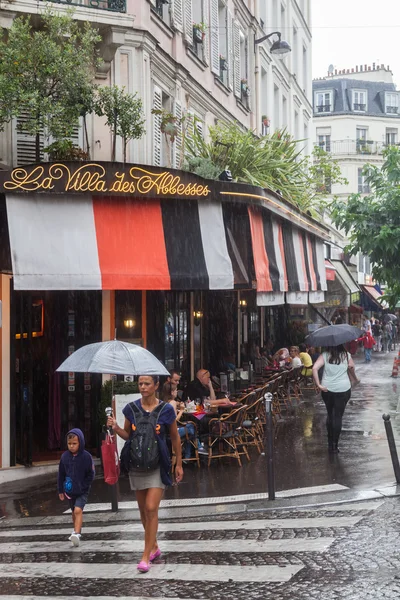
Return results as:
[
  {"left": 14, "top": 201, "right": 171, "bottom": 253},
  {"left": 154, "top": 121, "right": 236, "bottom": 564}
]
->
[{"left": 129, "top": 468, "right": 165, "bottom": 491}]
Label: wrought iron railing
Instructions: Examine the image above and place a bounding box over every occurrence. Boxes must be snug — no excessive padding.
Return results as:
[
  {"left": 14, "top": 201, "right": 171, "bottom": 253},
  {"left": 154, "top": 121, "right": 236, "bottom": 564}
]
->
[
  {"left": 45, "top": 0, "right": 126, "bottom": 13},
  {"left": 353, "top": 103, "right": 366, "bottom": 111},
  {"left": 316, "top": 105, "right": 331, "bottom": 113},
  {"left": 318, "top": 140, "right": 386, "bottom": 156},
  {"left": 386, "top": 106, "right": 398, "bottom": 114}
]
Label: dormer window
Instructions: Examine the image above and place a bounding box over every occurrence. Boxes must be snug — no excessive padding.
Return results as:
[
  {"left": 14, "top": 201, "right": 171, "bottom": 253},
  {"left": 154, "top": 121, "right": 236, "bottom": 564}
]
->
[
  {"left": 386, "top": 93, "right": 399, "bottom": 114},
  {"left": 352, "top": 90, "right": 367, "bottom": 112},
  {"left": 314, "top": 91, "right": 333, "bottom": 113}
]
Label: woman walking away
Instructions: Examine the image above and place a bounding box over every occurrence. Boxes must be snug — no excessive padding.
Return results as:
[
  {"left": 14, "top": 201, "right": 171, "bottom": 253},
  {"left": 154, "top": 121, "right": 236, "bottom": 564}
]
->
[
  {"left": 108, "top": 375, "right": 183, "bottom": 573},
  {"left": 312, "top": 345, "right": 359, "bottom": 454}
]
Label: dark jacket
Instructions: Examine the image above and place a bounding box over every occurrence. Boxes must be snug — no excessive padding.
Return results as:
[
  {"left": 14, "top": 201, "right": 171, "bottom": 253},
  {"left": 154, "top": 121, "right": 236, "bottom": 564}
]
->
[{"left": 57, "top": 428, "right": 95, "bottom": 496}]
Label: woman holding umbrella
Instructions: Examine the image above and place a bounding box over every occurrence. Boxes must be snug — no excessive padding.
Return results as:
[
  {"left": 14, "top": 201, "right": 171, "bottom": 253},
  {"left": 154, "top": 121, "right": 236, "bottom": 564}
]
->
[
  {"left": 307, "top": 324, "right": 361, "bottom": 454},
  {"left": 107, "top": 375, "right": 183, "bottom": 573}
]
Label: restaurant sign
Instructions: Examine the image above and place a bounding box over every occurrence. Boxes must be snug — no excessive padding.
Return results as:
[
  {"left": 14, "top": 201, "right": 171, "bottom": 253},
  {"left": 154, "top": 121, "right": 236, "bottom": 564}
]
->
[{"left": 0, "top": 162, "right": 211, "bottom": 199}]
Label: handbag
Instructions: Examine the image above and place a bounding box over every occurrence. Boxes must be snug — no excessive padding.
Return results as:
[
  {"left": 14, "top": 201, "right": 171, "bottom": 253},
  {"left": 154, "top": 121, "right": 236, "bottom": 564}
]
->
[{"left": 101, "top": 431, "right": 120, "bottom": 485}]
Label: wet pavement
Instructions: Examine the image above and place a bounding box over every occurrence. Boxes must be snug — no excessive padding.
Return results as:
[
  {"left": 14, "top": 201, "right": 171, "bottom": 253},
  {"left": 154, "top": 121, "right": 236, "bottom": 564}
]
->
[{"left": 2, "top": 349, "right": 400, "bottom": 519}]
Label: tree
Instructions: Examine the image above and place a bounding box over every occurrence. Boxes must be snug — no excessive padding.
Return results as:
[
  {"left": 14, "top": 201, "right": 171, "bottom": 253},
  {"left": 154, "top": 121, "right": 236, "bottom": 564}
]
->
[
  {"left": 331, "top": 146, "right": 400, "bottom": 298},
  {"left": 0, "top": 10, "right": 101, "bottom": 162},
  {"left": 184, "top": 121, "right": 345, "bottom": 211},
  {"left": 95, "top": 86, "right": 146, "bottom": 163}
]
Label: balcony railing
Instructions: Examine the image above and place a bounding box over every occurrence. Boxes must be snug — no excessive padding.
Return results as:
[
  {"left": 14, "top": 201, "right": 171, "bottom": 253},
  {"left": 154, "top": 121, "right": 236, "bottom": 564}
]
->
[
  {"left": 316, "top": 140, "right": 387, "bottom": 156},
  {"left": 353, "top": 103, "right": 366, "bottom": 111},
  {"left": 316, "top": 105, "right": 331, "bottom": 113},
  {"left": 45, "top": 0, "right": 126, "bottom": 12},
  {"left": 386, "top": 106, "right": 399, "bottom": 114}
]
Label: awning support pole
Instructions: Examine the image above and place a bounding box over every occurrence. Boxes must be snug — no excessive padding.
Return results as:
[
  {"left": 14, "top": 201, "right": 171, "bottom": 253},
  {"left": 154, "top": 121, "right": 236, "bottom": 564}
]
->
[{"left": 308, "top": 302, "right": 331, "bottom": 326}]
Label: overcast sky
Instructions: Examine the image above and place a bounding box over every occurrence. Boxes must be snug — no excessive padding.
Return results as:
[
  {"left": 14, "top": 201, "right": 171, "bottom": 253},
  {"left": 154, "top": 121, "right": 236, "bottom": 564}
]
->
[{"left": 312, "top": 1, "right": 400, "bottom": 87}]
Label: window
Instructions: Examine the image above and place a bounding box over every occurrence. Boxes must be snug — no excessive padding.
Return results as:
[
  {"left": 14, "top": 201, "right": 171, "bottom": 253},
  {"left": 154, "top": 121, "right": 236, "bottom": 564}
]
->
[
  {"left": 302, "top": 46, "right": 308, "bottom": 92},
  {"left": 356, "top": 127, "right": 367, "bottom": 141},
  {"left": 352, "top": 90, "right": 367, "bottom": 112},
  {"left": 358, "top": 168, "right": 370, "bottom": 194},
  {"left": 153, "top": 0, "right": 171, "bottom": 27},
  {"left": 324, "top": 244, "right": 332, "bottom": 260},
  {"left": 314, "top": 91, "right": 332, "bottom": 113},
  {"left": 282, "top": 95, "right": 288, "bottom": 128},
  {"left": 153, "top": 86, "right": 173, "bottom": 167},
  {"left": 217, "top": 1, "right": 228, "bottom": 86},
  {"left": 386, "top": 92, "right": 399, "bottom": 114},
  {"left": 318, "top": 135, "right": 331, "bottom": 152},
  {"left": 274, "top": 84, "right": 280, "bottom": 127},
  {"left": 386, "top": 128, "right": 398, "bottom": 146}
]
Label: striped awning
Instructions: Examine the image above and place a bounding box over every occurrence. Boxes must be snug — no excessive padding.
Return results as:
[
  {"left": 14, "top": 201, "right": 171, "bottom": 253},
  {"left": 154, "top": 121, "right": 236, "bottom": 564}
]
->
[{"left": 6, "top": 194, "right": 328, "bottom": 293}]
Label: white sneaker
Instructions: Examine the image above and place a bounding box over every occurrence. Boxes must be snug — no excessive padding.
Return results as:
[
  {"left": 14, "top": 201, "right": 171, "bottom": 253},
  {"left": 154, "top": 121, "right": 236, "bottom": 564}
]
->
[
  {"left": 68, "top": 530, "right": 75, "bottom": 541},
  {"left": 70, "top": 533, "right": 81, "bottom": 547}
]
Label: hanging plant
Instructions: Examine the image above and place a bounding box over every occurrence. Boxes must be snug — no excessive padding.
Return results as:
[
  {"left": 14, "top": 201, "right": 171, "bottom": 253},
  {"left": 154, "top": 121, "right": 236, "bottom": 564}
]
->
[{"left": 193, "top": 22, "right": 206, "bottom": 43}]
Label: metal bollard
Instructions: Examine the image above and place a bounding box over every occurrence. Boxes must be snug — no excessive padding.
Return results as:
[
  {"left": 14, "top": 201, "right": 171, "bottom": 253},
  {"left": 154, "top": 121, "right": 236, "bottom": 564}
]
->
[
  {"left": 264, "top": 392, "right": 275, "bottom": 501},
  {"left": 382, "top": 414, "right": 400, "bottom": 484},
  {"left": 111, "top": 483, "right": 119, "bottom": 512}
]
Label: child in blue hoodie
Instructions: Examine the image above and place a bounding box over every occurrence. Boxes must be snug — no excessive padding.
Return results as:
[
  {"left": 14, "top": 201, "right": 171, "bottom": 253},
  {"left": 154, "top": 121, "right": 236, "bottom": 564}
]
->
[{"left": 58, "top": 428, "right": 95, "bottom": 547}]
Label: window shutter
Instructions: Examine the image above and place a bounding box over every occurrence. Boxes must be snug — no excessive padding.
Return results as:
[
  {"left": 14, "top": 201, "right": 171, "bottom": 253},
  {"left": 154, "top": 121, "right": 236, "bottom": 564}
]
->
[
  {"left": 153, "top": 86, "right": 162, "bottom": 167},
  {"left": 173, "top": 100, "right": 182, "bottom": 168},
  {"left": 15, "top": 113, "right": 44, "bottom": 166},
  {"left": 195, "top": 117, "right": 204, "bottom": 139},
  {"left": 210, "top": 0, "right": 219, "bottom": 75},
  {"left": 227, "top": 11, "right": 234, "bottom": 90},
  {"left": 149, "top": 0, "right": 156, "bottom": 5},
  {"left": 233, "top": 20, "right": 241, "bottom": 98},
  {"left": 171, "top": 0, "right": 184, "bottom": 32},
  {"left": 186, "top": 109, "right": 195, "bottom": 148},
  {"left": 183, "top": 0, "right": 193, "bottom": 44},
  {"left": 202, "top": 0, "right": 210, "bottom": 65}
]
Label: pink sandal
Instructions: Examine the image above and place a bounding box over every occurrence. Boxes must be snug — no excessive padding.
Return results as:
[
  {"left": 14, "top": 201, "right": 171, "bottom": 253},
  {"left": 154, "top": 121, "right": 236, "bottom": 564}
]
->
[
  {"left": 150, "top": 548, "right": 162, "bottom": 562},
  {"left": 137, "top": 561, "right": 150, "bottom": 573}
]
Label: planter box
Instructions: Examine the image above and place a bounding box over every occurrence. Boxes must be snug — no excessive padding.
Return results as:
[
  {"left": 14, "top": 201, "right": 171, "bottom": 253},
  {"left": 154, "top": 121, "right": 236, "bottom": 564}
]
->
[
  {"left": 241, "top": 84, "right": 250, "bottom": 97},
  {"left": 193, "top": 27, "right": 204, "bottom": 44},
  {"left": 220, "top": 58, "right": 228, "bottom": 71}
]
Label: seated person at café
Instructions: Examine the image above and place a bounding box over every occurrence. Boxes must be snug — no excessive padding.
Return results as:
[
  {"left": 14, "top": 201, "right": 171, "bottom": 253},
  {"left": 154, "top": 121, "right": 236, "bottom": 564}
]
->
[
  {"left": 299, "top": 343, "right": 313, "bottom": 376},
  {"left": 183, "top": 369, "right": 235, "bottom": 407},
  {"left": 164, "top": 387, "right": 198, "bottom": 459},
  {"left": 272, "top": 348, "right": 290, "bottom": 368},
  {"left": 289, "top": 346, "right": 302, "bottom": 368}
]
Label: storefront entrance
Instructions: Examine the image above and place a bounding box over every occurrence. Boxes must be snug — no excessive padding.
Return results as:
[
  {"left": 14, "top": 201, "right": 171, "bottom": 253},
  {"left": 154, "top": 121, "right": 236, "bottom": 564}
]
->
[{"left": 11, "top": 289, "right": 102, "bottom": 466}]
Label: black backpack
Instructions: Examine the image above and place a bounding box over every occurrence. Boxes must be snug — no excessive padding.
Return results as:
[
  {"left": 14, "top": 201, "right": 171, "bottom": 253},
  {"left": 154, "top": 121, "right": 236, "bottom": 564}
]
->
[{"left": 120, "top": 401, "right": 166, "bottom": 473}]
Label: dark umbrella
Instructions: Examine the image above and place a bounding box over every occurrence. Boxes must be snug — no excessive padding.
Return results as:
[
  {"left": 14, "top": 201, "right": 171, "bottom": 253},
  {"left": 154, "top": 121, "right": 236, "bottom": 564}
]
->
[
  {"left": 383, "top": 314, "right": 397, "bottom": 322},
  {"left": 305, "top": 324, "right": 363, "bottom": 347}
]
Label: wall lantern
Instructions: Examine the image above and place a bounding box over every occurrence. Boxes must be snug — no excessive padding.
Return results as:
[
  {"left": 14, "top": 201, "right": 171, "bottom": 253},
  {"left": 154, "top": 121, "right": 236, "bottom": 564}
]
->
[
  {"left": 123, "top": 318, "right": 135, "bottom": 329},
  {"left": 193, "top": 310, "right": 203, "bottom": 326}
]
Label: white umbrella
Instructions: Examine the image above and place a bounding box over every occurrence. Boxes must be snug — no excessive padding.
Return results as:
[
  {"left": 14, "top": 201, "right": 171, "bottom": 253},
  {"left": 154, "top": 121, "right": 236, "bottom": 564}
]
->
[{"left": 56, "top": 340, "right": 169, "bottom": 376}]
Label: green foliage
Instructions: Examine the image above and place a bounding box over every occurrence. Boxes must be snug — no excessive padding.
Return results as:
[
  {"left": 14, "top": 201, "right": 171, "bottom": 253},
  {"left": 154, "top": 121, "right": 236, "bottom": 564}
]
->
[
  {"left": 185, "top": 156, "right": 221, "bottom": 179},
  {"left": 185, "top": 121, "right": 345, "bottom": 211},
  {"left": 97, "top": 379, "right": 139, "bottom": 428},
  {"left": 95, "top": 86, "right": 145, "bottom": 163},
  {"left": 151, "top": 108, "right": 191, "bottom": 169},
  {"left": 331, "top": 146, "right": 400, "bottom": 290},
  {"left": 0, "top": 10, "right": 101, "bottom": 162},
  {"left": 44, "top": 139, "right": 89, "bottom": 161}
]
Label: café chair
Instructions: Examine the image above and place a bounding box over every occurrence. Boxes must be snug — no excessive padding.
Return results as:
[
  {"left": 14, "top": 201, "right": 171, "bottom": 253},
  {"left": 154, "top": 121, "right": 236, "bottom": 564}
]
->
[
  {"left": 207, "top": 405, "right": 249, "bottom": 467},
  {"left": 172, "top": 419, "right": 201, "bottom": 469}
]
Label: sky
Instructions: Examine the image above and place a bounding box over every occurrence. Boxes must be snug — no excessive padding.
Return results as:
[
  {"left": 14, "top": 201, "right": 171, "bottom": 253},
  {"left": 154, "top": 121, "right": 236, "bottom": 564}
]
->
[{"left": 312, "top": 1, "right": 400, "bottom": 86}]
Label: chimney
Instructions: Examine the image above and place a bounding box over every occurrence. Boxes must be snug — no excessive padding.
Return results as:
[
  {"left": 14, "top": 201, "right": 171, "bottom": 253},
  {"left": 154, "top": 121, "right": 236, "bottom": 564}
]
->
[
  {"left": 347, "top": 69, "right": 350, "bottom": 73},
  {"left": 351, "top": 68, "right": 354, "bottom": 73},
  {"left": 381, "top": 63, "right": 384, "bottom": 69},
  {"left": 335, "top": 69, "right": 338, "bottom": 75},
  {"left": 373, "top": 62, "right": 376, "bottom": 70},
  {"left": 365, "top": 64, "right": 367, "bottom": 71},
  {"left": 360, "top": 65, "right": 363, "bottom": 71},
  {"left": 368, "top": 66, "right": 371, "bottom": 71},
  {"left": 356, "top": 65, "right": 358, "bottom": 72}
]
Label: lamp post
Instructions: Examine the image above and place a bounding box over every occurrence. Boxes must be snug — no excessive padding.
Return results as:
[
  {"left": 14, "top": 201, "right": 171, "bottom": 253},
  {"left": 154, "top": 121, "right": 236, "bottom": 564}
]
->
[{"left": 254, "top": 31, "right": 292, "bottom": 135}]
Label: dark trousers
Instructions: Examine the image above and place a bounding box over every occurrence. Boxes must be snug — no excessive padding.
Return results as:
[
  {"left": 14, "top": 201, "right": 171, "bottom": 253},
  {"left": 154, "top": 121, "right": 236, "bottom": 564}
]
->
[{"left": 321, "top": 389, "right": 351, "bottom": 444}]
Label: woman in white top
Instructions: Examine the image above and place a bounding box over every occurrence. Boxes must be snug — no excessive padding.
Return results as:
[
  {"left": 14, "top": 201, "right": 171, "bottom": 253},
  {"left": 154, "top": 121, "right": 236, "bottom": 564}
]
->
[
  {"left": 312, "top": 345, "right": 358, "bottom": 454},
  {"left": 289, "top": 346, "right": 302, "bottom": 368}
]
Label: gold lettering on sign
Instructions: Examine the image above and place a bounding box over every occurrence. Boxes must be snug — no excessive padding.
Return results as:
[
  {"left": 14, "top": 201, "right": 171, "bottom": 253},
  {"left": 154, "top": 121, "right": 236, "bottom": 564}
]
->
[{"left": 3, "top": 163, "right": 211, "bottom": 198}]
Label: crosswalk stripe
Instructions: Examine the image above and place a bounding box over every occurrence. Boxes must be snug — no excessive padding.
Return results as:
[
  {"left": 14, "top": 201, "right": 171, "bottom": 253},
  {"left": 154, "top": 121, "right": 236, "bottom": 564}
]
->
[
  {"left": 0, "top": 537, "right": 335, "bottom": 554},
  {"left": 74, "top": 484, "right": 349, "bottom": 513},
  {"left": 0, "top": 516, "right": 363, "bottom": 538},
  {"left": 0, "top": 562, "right": 303, "bottom": 583},
  {"left": 0, "top": 597, "right": 194, "bottom": 600}
]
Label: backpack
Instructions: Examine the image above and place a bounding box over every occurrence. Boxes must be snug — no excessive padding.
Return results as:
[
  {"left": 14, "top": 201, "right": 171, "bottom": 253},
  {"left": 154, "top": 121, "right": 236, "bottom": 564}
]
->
[{"left": 120, "top": 401, "right": 166, "bottom": 474}]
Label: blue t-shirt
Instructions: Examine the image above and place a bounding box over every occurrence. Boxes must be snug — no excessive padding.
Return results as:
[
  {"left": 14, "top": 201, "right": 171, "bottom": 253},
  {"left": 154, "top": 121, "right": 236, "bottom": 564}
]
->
[{"left": 122, "top": 399, "right": 176, "bottom": 486}]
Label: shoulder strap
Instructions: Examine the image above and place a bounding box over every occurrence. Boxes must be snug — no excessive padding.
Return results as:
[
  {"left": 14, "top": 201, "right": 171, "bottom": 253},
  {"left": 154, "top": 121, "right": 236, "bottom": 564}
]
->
[{"left": 129, "top": 401, "right": 140, "bottom": 424}]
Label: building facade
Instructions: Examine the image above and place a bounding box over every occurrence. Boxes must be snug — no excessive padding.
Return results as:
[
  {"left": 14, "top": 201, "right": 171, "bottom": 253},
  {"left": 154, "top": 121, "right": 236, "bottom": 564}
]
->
[
  {"left": 0, "top": 0, "right": 318, "bottom": 468},
  {"left": 312, "top": 64, "right": 397, "bottom": 318}
]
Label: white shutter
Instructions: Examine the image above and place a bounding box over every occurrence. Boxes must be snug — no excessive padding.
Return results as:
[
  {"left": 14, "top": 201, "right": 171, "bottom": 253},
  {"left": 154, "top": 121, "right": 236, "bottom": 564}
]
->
[
  {"left": 202, "top": 0, "right": 210, "bottom": 65},
  {"left": 195, "top": 117, "right": 203, "bottom": 139},
  {"left": 171, "top": 0, "right": 184, "bottom": 32},
  {"left": 186, "top": 109, "right": 195, "bottom": 147},
  {"left": 183, "top": 0, "right": 193, "bottom": 44},
  {"left": 227, "top": 11, "right": 234, "bottom": 90},
  {"left": 173, "top": 100, "right": 182, "bottom": 168},
  {"left": 15, "top": 113, "right": 44, "bottom": 166},
  {"left": 149, "top": 0, "right": 156, "bottom": 5},
  {"left": 153, "top": 86, "right": 162, "bottom": 167},
  {"left": 210, "top": 0, "right": 219, "bottom": 75},
  {"left": 233, "top": 20, "right": 241, "bottom": 98}
]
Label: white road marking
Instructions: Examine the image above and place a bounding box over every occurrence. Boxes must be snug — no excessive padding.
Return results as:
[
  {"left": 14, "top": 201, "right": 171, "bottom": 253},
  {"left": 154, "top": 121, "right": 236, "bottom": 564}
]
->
[
  {"left": 0, "top": 562, "right": 303, "bottom": 583},
  {"left": 0, "top": 516, "right": 363, "bottom": 539},
  {"left": 0, "top": 537, "right": 334, "bottom": 554},
  {"left": 70, "top": 484, "right": 349, "bottom": 513}
]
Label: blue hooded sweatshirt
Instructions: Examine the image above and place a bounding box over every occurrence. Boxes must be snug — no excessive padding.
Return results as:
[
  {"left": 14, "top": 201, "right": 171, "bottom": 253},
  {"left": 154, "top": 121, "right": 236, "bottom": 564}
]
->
[{"left": 58, "top": 428, "right": 95, "bottom": 497}]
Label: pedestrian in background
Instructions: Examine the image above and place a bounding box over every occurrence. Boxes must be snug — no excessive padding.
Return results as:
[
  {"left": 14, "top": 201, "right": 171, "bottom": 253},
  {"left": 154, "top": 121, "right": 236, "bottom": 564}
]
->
[
  {"left": 312, "top": 345, "right": 358, "bottom": 454},
  {"left": 359, "top": 331, "right": 376, "bottom": 362},
  {"left": 372, "top": 320, "right": 382, "bottom": 352}
]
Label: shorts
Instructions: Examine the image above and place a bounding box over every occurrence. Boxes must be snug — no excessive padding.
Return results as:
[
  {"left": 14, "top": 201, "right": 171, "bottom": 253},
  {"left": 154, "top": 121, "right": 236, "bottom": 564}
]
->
[{"left": 68, "top": 492, "right": 89, "bottom": 511}]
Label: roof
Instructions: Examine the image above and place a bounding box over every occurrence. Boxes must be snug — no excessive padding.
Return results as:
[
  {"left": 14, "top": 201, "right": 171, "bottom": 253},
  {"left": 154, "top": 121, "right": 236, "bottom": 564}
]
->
[{"left": 313, "top": 78, "right": 400, "bottom": 118}]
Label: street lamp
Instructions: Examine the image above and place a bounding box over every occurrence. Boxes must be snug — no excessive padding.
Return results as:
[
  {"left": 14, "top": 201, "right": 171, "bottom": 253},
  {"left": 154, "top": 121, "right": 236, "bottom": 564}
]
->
[{"left": 254, "top": 31, "right": 291, "bottom": 57}]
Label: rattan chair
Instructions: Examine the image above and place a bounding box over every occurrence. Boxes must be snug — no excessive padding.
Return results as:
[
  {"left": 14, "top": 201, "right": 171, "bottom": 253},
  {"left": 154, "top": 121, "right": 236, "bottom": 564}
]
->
[{"left": 207, "top": 405, "right": 250, "bottom": 467}]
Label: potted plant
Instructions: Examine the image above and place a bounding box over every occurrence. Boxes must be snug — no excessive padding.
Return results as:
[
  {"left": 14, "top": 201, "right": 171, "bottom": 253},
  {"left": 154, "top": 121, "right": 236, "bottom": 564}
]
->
[
  {"left": 241, "top": 78, "right": 250, "bottom": 97},
  {"left": 261, "top": 115, "right": 270, "bottom": 127},
  {"left": 219, "top": 55, "right": 228, "bottom": 71},
  {"left": 193, "top": 22, "right": 206, "bottom": 44}
]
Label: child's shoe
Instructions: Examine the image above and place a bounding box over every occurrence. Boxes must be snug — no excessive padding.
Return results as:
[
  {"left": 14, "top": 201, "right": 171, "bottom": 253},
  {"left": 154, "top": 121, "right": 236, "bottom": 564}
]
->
[{"left": 70, "top": 532, "right": 81, "bottom": 547}]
